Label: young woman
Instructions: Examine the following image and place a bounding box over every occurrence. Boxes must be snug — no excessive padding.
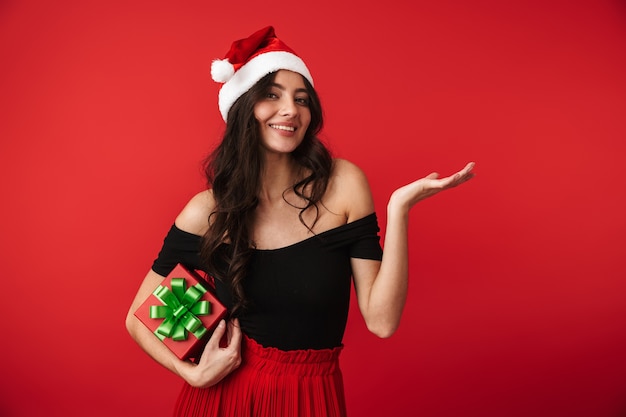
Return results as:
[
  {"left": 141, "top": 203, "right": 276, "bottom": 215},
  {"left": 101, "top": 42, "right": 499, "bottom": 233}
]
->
[{"left": 126, "top": 26, "right": 474, "bottom": 417}]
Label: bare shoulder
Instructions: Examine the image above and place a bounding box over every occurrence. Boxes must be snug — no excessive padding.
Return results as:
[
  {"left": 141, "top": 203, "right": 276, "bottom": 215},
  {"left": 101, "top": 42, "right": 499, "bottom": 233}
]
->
[
  {"left": 174, "top": 190, "right": 215, "bottom": 236},
  {"left": 330, "top": 158, "right": 375, "bottom": 222},
  {"left": 332, "top": 158, "right": 367, "bottom": 177}
]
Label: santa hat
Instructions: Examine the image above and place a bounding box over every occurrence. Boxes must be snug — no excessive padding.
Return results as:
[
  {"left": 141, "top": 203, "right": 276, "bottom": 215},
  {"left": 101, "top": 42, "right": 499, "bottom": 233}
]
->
[{"left": 211, "top": 26, "right": 314, "bottom": 122}]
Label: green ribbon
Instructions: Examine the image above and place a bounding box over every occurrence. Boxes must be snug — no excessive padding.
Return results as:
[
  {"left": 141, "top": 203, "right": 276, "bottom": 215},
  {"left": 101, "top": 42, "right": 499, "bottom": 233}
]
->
[{"left": 149, "top": 277, "right": 211, "bottom": 342}]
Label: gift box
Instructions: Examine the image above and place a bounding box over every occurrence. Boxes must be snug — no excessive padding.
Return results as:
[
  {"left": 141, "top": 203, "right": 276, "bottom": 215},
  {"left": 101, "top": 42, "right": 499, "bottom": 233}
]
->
[{"left": 134, "top": 263, "right": 227, "bottom": 361}]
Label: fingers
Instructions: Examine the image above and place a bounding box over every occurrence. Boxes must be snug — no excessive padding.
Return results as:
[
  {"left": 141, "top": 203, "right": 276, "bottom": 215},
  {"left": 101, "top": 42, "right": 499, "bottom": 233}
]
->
[
  {"left": 418, "top": 163, "right": 475, "bottom": 193},
  {"left": 191, "top": 318, "right": 242, "bottom": 387},
  {"left": 453, "top": 162, "right": 474, "bottom": 177},
  {"left": 389, "top": 162, "right": 475, "bottom": 209},
  {"left": 428, "top": 162, "right": 475, "bottom": 187},
  {"left": 198, "top": 319, "right": 226, "bottom": 363},
  {"left": 447, "top": 162, "right": 476, "bottom": 186},
  {"left": 458, "top": 162, "right": 476, "bottom": 182},
  {"left": 206, "top": 319, "right": 241, "bottom": 353},
  {"left": 206, "top": 319, "right": 226, "bottom": 349},
  {"left": 227, "top": 318, "right": 242, "bottom": 349}
]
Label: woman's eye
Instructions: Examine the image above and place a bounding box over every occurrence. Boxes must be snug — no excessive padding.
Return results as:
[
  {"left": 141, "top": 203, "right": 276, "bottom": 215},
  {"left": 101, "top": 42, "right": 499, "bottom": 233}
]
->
[
  {"left": 295, "top": 97, "right": 309, "bottom": 105},
  {"left": 266, "top": 93, "right": 278, "bottom": 99}
]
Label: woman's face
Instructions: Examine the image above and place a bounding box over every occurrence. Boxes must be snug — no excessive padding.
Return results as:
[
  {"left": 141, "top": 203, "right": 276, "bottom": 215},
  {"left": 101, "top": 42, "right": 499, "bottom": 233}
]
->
[{"left": 253, "top": 70, "right": 312, "bottom": 155}]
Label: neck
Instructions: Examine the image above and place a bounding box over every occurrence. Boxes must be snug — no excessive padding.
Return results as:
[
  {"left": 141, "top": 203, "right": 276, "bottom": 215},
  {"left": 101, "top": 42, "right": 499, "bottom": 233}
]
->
[{"left": 258, "top": 153, "right": 300, "bottom": 204}]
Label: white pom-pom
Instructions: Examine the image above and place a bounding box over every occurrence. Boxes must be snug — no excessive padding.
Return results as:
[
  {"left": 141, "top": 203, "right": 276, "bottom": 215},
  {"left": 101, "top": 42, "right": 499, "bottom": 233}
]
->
[{"left": 211, "top": 59, "right": 235, "bottom": 83}]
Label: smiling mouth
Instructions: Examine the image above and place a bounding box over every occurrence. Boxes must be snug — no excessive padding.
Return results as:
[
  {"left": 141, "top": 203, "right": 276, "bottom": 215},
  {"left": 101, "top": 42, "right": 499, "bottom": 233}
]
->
[{"left": 270, "top": 124, "right": 296, "bottom": 132}]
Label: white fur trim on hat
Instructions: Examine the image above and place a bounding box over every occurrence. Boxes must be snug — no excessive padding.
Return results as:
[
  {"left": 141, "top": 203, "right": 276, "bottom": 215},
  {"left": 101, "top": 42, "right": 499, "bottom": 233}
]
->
[{"left": 218, "top": 51, "right": 313, "bottom": 122}]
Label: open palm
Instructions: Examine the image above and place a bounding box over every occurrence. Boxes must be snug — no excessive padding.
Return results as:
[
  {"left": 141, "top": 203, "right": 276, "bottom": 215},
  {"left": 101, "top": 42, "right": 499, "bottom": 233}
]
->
[{"left": 390, "top": 162, "right": 475, "bottom": 210}]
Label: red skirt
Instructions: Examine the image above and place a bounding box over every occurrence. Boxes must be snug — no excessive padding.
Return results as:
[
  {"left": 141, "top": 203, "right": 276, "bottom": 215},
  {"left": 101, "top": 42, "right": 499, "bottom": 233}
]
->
[{"left": 173, "top": 336, "right": 346, "bottom": 417}]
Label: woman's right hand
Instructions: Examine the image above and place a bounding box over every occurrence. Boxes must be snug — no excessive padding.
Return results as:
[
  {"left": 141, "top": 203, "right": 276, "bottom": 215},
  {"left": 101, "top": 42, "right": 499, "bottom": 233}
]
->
[{"left": 175, "top": 318, "right": 243, "bottom": 388}]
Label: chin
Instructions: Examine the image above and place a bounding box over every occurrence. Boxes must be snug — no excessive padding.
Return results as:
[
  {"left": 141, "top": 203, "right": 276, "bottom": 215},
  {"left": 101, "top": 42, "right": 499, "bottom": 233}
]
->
[{"left": 262, "top": 140, "right": 304, "bottom": 155}]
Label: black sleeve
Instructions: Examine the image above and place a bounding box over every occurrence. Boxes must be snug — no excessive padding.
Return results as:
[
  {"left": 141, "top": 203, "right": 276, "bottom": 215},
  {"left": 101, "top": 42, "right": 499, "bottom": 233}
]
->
[
  {"left": 151, "top": 224, "right": 205, "bottom": 276},
  {"left": 348, "top": 213, "right": 384, "bottom": 261}
]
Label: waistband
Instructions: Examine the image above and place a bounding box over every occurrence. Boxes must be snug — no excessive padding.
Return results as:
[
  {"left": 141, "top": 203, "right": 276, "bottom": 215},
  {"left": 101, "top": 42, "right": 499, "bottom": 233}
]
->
[{"left": 242, "top": 335, "right": 343, "bottom": 377}]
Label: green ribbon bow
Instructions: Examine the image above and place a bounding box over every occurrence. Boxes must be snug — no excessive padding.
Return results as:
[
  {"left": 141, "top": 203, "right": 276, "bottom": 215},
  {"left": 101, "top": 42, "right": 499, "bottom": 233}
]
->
[{"left": 149, "top": 277, "right": 211, "bottom": 342}]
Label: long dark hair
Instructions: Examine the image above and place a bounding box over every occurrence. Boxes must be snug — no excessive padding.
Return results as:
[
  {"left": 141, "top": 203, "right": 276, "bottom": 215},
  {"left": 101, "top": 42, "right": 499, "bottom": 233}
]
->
[{"left": 200, "top": 71, "right": 332, "bottom": 316}]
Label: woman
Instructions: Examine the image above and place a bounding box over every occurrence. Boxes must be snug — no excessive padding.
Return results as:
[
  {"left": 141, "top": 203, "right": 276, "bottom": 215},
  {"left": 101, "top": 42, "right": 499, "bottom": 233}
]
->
[{"left": 126, "top": 26, "right": 474, "bottom": 417}]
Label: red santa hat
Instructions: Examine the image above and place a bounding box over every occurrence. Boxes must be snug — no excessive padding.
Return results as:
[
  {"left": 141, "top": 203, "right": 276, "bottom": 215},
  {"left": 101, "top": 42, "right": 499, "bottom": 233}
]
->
[{"left": 211, "top": 26, "right": 314, "bottom": 122}]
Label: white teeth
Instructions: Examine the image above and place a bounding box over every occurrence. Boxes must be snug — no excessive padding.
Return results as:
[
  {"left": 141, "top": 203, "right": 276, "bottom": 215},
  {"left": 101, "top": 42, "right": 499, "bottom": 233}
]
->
[{"left": 270, "top": 124, "right": 295, "bottom": 132}]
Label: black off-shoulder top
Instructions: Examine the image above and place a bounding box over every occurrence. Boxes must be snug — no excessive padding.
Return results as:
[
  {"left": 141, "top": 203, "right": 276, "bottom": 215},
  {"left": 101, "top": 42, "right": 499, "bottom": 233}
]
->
[{"left": 151, "top": 213, "right": 383, "bottom": 351}]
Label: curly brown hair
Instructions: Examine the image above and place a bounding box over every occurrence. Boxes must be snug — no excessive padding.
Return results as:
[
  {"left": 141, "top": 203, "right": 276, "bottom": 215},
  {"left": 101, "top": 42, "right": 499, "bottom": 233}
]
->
[{"left": 200, "top": 71, "right": 332, "bottom": 316}]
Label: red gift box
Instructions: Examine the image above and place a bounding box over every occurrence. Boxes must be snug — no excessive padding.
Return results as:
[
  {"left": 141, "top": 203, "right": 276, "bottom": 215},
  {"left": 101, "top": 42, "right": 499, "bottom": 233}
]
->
[{"left": 134, "top": 263, "right": 227, "bottom": 360}]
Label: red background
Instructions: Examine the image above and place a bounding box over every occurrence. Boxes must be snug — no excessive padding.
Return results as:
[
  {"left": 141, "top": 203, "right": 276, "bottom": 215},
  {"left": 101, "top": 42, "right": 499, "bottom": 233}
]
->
[{"left": 1, "top": 1, "right": 626, "bottom": 416}]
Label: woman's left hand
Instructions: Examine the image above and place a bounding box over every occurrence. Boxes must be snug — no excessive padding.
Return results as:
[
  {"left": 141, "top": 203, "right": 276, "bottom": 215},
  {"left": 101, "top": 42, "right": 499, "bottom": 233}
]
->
[{"left": 389, "top": 162, "right": 475, "bottom": 212}]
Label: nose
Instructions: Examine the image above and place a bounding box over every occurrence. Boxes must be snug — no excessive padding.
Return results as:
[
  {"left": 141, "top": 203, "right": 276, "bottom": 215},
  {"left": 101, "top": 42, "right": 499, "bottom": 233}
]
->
[{"left": 279, "top": 97, "right": 297, "bottom": 117}]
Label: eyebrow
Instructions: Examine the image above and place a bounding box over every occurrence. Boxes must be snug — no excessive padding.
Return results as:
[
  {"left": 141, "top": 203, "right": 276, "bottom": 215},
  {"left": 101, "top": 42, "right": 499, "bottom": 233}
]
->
[{"left": 270, "top": 82, "right": 308, "bottom": 94}]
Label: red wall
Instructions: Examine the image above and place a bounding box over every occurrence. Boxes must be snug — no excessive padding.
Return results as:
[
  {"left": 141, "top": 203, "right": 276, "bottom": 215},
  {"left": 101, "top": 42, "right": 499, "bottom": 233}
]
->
[{"left": 1, "top": 1, "right": 625, "bottom": 416}]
